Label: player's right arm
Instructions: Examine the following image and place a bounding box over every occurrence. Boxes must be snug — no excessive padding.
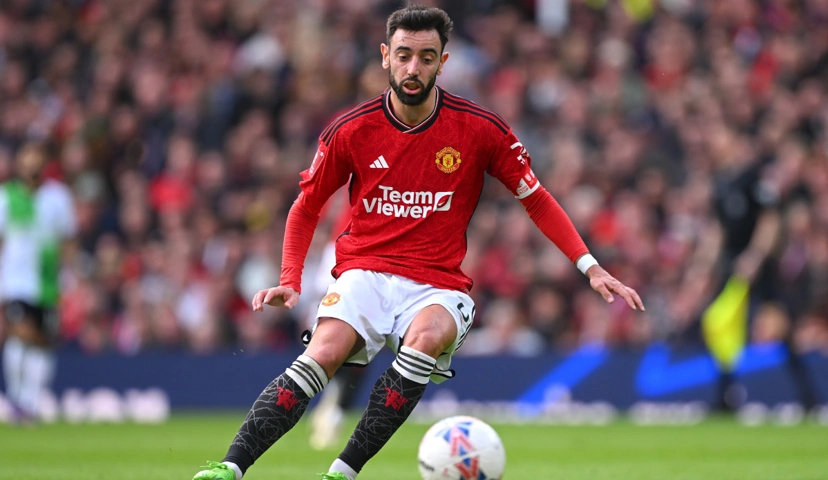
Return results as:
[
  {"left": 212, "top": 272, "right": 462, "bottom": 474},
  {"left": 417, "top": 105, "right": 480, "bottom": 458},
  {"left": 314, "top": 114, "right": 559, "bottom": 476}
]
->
[{"left": 253, "top": 132, "right": 353, "bottom": 311}]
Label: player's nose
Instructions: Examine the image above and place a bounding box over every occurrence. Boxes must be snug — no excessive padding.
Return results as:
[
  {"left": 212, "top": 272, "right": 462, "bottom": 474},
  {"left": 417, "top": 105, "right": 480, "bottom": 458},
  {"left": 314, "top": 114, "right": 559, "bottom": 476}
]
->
[{"left": 405, "top": 58, "right": 421, "bottom": 76}]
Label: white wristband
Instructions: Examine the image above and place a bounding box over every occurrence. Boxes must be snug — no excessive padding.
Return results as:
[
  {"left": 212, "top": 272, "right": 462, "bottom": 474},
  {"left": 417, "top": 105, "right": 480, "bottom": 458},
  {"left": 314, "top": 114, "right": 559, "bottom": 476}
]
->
[{"left": 576, "top": 254, "right": 599, "bottom": 275}]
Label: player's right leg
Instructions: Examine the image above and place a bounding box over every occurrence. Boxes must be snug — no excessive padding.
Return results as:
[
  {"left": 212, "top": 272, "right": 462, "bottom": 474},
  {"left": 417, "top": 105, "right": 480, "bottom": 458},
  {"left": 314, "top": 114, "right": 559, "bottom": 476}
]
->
[
  {"left": 193, "top": 318, "right": 364, "bottom": 480},
  {"left": 2, "top": 331, "right": 26, "bottom": 417}
]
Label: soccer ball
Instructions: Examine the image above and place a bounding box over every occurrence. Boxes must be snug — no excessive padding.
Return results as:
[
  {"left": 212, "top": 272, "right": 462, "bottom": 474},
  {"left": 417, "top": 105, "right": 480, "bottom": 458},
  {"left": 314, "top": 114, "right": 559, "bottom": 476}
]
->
[{"left": 417, "top": 415, "right": 506, "bottom": 480}]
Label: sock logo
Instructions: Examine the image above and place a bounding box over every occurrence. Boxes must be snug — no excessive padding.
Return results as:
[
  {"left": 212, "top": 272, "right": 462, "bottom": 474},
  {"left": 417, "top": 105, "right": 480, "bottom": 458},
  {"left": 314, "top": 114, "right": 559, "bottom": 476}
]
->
[
  {"left": 275, "top": 387, "right": 298, "bottom": 411},
  {"left": 384, "top": 388, "right": 409, "bottom": 411}
]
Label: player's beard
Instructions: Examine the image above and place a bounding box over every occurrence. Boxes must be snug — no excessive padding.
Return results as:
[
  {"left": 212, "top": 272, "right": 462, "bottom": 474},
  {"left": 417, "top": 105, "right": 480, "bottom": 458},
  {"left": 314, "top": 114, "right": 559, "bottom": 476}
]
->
[{"left": 389, "top": 71, "right": 437, "bottom": 106}]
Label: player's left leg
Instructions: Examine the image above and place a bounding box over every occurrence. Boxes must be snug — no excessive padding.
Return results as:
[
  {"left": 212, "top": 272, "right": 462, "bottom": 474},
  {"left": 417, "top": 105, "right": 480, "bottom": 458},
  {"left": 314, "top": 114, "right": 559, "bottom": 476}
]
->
[
  {"left": 4, "top": 303, "right": 56, "bottom": 422},
  {"left": 327, "top": 304, "right": 458, "bottom": 480}
]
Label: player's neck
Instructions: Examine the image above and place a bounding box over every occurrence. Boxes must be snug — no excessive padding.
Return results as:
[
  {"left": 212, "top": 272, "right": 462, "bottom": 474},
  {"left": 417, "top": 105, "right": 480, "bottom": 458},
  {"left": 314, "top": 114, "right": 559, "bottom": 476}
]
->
[{"left": 389, "top": 89, "right": 437, "bottom": 127}]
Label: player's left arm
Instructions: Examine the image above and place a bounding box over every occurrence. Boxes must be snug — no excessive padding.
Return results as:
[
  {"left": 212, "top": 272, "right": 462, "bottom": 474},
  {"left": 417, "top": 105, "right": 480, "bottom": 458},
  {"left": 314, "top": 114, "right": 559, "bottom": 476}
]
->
[
  {"left": 487, "top": 131, "right": 644, "bottom": 311},
  {"left": 521, "top": 189, "right": 644, "bottom": 310}
]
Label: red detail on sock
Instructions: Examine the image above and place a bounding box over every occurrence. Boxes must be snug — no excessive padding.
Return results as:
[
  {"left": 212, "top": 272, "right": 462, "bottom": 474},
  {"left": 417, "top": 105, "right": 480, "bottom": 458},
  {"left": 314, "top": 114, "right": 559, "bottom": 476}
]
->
[
  {"left": 384, "top": 388, "right": 409, "bottom": 411},
  {"left": 275, "top": 387, "right": 298, "bottom": 411}
]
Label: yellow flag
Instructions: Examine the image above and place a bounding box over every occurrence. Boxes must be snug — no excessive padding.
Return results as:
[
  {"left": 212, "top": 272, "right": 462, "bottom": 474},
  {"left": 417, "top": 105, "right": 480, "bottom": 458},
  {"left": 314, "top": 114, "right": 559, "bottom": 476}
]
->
[
  {"left": 587, "top": 0, "right": 654, "bottom": 22},
  {"left": 702, "top": 276, "right": 750, "bottom": 372}
]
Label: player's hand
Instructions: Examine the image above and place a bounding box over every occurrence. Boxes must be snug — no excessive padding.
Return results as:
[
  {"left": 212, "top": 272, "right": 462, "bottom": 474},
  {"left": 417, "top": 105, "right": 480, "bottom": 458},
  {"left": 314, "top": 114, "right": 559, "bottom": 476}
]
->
[
  {"left": 586, "top": 265, "right": 645, "bottom": 311},
  {"left": 251, "top": 286, "right": 300, "bottom": 311}
]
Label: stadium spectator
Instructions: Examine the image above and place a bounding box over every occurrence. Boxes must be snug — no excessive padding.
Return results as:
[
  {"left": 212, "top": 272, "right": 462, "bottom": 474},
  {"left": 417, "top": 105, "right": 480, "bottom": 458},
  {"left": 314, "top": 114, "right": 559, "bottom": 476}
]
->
[{"left": 0, "top": 0, "right": 826, "bottom": 371}]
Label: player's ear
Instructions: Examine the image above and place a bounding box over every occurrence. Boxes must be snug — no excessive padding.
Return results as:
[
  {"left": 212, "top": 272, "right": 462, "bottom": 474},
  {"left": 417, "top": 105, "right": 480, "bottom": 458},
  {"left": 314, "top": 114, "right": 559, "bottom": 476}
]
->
[
  {"left": 381, "top": 43, "right": 390, "bottom": 69},
  {"left": 437, "top": 51, "right": 449, "bottom": 75}
]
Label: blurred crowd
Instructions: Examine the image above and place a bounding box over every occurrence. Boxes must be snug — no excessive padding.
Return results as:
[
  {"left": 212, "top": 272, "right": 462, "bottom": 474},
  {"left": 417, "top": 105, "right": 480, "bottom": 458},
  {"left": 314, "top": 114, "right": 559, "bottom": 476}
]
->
[{"left": 1, "top": 0, "right": 827, "bottom": 356}]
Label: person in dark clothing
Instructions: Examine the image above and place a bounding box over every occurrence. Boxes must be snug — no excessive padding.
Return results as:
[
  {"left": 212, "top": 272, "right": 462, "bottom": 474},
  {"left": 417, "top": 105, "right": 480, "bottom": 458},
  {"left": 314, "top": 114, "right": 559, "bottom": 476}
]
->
[{"left": 708, "top": 130, "right": 818, "bottom": 411}]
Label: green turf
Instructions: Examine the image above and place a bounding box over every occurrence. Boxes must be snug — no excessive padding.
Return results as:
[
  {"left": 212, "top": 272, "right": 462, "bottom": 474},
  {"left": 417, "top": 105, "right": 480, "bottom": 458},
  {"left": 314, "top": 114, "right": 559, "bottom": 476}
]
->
[{"left": 0, "top": 413, "right": 826, "bottom": 479}]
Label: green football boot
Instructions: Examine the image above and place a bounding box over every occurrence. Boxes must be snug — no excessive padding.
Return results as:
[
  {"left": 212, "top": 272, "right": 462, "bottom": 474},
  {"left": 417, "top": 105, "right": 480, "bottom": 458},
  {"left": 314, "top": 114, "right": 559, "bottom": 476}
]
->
[
  {"left": 193, "top": 461, "right": 236, "bottom": 480},
  {"left": 318, "top": 473, "right": 350, "bottom": 480}
]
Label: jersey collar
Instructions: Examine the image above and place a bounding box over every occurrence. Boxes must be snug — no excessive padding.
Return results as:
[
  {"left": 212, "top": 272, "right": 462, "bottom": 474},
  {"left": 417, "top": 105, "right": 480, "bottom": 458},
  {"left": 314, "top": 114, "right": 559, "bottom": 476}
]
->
[{"left": 382, "top": 86, "right": 443, "bottom": 134}]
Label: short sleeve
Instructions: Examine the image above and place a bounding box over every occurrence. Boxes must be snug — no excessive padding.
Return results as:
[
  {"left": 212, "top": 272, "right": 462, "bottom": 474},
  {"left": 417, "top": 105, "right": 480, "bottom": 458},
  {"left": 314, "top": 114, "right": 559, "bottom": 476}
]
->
[
  {"left": 298, "top": 130, "right": 354, "bottom": 213},
  {"left": 486, "top": 129, "right": 541, "bottom": 199},
  {"left": 56, "top": 185, "right": 78, "bottom": 239},
  {"left": 42, "top": 182, "right": 77, "bottom": 240}
]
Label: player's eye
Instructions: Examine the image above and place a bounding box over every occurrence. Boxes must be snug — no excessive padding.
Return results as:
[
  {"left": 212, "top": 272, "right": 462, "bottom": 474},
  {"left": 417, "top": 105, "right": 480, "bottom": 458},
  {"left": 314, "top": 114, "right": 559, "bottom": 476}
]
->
[
  {"left": 398, "top": 54, "right": 409, "bottom": 61},
  {"left": 422, "top": 57, "right": 434, "bottom": 64}
]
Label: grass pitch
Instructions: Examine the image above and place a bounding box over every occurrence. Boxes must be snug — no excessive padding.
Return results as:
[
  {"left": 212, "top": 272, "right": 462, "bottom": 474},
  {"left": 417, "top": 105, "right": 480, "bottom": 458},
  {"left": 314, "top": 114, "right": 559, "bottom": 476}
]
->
[{"left": 0, "top": 413, "right": 826, "bottom": 480}]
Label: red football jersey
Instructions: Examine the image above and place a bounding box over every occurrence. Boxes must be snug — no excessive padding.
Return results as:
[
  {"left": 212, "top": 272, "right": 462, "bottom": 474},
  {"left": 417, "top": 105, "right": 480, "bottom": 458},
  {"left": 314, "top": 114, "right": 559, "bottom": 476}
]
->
[{"left": 298, "top": 87, "right": 541, "bottom": 293}]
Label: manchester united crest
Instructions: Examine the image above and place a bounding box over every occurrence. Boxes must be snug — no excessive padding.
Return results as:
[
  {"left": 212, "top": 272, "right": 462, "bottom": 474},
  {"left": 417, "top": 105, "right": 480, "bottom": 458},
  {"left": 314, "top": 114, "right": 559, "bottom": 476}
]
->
[
  {"left": 275, "top": 387, "right": 298, "bottom": 411},
  {"left": 321, "top": 292, "right": 341, "bottom": 306},
  {"left": 435, "top": 147, "right": 462, "bottom": 173},
  {"left": 384, "top": 387, "right": 409, "bottom": 411}
]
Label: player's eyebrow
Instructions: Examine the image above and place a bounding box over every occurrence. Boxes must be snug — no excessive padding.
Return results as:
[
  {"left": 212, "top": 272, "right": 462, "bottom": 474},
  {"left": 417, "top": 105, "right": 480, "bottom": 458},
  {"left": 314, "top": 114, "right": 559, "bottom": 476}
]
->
[{"left": 394, "top": 45, "right": 439, "bottom": 56}]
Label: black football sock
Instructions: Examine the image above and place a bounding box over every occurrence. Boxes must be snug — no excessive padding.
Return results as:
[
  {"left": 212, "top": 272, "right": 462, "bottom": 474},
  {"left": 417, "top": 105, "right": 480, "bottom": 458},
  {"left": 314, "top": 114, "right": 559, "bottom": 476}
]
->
[
  {"left": 336, "top": 346, "right": 436, "bottom": 473},
  {"left": 224, "top": 355, "right": 328, "bottom": 474}
]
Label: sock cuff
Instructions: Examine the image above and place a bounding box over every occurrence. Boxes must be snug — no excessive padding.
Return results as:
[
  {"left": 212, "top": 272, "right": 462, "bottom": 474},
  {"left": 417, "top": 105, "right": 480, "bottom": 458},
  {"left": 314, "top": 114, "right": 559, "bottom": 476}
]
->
[
  {"left": 298, "top": 355, "right": 329, "bottom": 386},
  {"left": 221, "top": 461, "right": 243, "bottom": 480},
  {"left": 392, "top": 346, "right": 436, "bottom": 385},
  {"left": 286, "top": 355, "right": 328, "bottom": 397},
  {"left": 330, "top": 457, "right": 359, "bottom": 479}
]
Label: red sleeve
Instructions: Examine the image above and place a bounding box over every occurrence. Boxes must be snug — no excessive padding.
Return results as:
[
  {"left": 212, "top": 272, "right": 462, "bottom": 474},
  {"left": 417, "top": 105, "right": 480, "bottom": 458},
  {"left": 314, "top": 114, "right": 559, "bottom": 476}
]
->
[
  {"left": 486, "top": 129, "right": 541, "bottom": 199},
  {"left": 485, "top": 127, "right": 588, "bottom": 262},
  {"left": 279, "top": 193, "right": 321, "bottom": 292},
  {"left": 520, "top": 185, "right": 590, "bottom": 264},
  {"left": 279, "top": 132, "right": 352, "bottom": 292}
]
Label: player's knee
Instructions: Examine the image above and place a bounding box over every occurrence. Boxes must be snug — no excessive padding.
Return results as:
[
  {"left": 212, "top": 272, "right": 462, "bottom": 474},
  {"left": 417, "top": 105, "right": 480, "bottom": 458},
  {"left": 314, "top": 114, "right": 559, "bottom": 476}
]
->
[
  {"left": 304, "top": 317, "right": 364, "bottom": 378},
  {"left": 402, "top": 330, "right": 452, "bottom": 360},
  {"left": 301, "top": 348, "right": 344, "bottom": 380},
  {"left": 404, "top": 305, "right": 457, "bottom": 358},
  {"left": 303, "top": 338, "right": 360, "bottom": 379}
]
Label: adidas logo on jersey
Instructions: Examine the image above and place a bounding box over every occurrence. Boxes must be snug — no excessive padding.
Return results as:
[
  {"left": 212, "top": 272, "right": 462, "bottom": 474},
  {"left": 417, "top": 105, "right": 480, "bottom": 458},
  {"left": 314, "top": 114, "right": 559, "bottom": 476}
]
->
[
  {"left": 369, "top": 155, "right": 389, "bottom": 169},
  {"left": 363, "top": 185, "right": 454, "bottom": 218}
]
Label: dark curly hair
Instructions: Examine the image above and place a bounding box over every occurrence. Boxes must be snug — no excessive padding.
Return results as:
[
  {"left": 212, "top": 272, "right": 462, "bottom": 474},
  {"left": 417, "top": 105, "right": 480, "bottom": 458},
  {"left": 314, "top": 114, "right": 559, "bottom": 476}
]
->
[{"left": 386, "top": 4, "right": 454, "bottom": 52}]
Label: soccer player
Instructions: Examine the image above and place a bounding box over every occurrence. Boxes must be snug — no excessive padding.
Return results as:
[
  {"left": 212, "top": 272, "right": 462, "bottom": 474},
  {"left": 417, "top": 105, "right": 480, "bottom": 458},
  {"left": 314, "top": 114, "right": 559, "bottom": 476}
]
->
[
  {"left": 1, "top": 144, "right": 77, "bottom": 423},
  {"left": 193, "top": 5, "right": 643, "bottom": 480}
]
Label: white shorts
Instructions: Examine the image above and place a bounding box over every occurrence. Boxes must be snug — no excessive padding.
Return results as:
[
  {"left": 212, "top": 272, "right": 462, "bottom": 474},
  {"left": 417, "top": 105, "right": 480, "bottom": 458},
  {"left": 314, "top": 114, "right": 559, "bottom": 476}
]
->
[{"left": 309, "top": 269, "right": 475, "bottom": 384}]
